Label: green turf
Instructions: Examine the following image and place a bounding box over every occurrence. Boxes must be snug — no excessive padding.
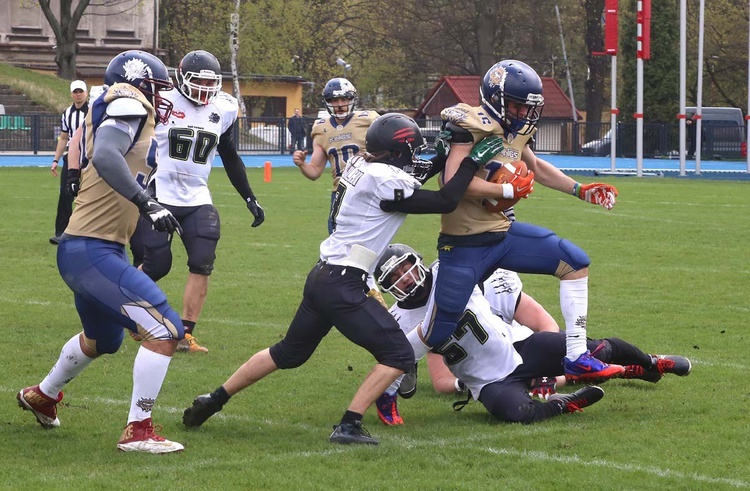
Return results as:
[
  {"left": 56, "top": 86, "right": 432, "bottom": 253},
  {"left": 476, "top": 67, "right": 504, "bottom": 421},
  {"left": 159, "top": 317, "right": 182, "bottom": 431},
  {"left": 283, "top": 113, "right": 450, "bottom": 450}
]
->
[{"left": 2, "top": 167, "right": 748, "bottom": 490}]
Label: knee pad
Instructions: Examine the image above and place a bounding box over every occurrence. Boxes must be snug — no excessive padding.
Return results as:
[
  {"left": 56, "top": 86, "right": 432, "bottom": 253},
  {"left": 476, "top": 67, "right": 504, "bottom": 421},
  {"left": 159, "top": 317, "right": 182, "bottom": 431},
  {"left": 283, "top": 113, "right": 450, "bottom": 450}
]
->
[
  {"left": 559, "top": 239, "right": 590, "bottom": 271},
  {"left": 142, "top": 241, "right": 173, "bottom": 281},
  {"left": 185, "top": 206, "right": 220, "bottom": 276},
  {"left": 89, "top": 330, "right": 124, "bottom": 355},
  {"left": 269, "top": 340, "right": 316, "bottom": 369}
]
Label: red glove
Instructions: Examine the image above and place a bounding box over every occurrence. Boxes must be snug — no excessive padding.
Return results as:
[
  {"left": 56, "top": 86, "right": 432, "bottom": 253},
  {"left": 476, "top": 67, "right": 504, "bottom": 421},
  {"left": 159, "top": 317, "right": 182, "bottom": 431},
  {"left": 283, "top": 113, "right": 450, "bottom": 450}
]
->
[
  {"left": 529, "top": 376, "right": 557, "bottom": 400},
  {"left": 574, "top": 182, "right": 618, "bottom": 210},
  {"left": 501, "top": 170, "right": 535, "bottom": 200}
]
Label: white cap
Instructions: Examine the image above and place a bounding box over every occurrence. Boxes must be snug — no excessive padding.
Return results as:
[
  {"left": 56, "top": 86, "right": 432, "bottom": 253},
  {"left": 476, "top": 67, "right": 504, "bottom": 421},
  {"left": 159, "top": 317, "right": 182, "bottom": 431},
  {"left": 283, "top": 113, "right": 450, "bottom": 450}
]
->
[{"left": 70, "top": 80, "right": 87, "bottom": 93}]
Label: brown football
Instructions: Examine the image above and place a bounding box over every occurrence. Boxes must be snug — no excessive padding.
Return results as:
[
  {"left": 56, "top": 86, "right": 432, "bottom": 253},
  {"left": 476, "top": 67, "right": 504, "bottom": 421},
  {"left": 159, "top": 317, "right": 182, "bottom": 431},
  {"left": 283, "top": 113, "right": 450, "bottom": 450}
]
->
[{"left": 482, "top": 160, "right": 528, "bottom": 212}]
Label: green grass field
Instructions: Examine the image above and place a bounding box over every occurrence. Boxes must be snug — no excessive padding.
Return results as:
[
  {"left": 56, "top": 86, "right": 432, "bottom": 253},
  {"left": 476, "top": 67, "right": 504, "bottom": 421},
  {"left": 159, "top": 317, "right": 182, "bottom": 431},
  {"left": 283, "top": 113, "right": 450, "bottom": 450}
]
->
[{"left": 1, "top": 167, "right": 748, "bottom": 490}]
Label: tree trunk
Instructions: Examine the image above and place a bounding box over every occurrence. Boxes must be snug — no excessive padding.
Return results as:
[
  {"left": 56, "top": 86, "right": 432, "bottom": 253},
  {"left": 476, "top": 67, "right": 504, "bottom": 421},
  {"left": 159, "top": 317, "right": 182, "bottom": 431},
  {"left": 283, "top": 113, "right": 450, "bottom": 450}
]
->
[
  {"left": 38, "top": 0, "right": 90, "bottom": 79},
  {"left": 476, "top": 0, "right": 498, "bottom": 74},
  {"left": 230, "top": 0, "right": 247, "bottom": 116}
]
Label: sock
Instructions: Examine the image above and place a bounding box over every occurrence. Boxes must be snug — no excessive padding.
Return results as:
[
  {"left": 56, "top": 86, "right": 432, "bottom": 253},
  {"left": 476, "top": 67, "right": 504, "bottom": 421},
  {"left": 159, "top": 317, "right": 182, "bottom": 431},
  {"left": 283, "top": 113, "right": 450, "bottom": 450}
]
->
[
  {"left": 341, "top": 410, "right": 363, "bottom": 425},
  {"left": 386, "top": 374, "right": 404, "bottom": 396},
  {"left": 128, "top": 345, "right": 171, "bottom": 423},
  {"left": 560, "top": 277, "right": 589, "bottom": 360},
  {"left": 39, "top": 334, "right": 95, "bottom": 398},
  {"left": 211, "top": 386, "right": 231, "bottom": 406},
  {"left": 182, "top": 320, "right": 196, "bottom": 335}
]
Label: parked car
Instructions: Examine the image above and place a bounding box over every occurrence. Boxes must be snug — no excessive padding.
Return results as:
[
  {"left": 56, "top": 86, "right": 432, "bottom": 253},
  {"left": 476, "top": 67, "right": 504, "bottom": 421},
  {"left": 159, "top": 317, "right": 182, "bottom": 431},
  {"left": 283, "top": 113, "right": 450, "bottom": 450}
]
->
[{"left": 686, "top": 106, "right": 746, "bottom": 159}]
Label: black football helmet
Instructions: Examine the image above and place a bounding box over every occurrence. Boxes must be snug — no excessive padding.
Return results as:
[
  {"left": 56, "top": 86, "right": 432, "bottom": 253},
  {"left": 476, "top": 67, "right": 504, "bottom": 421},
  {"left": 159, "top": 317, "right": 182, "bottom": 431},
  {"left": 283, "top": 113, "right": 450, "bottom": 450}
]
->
[
  {"left": 322, "top": 77, "right": 357, "bottom": 118},
  {"left": 480, "top": 60, "right": 544, "bottom": 136},
  {"left": 365, "top": 113, "right": 430, "bottom": 180},
  {"left": 104, "top": 50, "right": 174, "bottom": 124},
  {"left": 375, "top": 244, "right": 429, "bottom": 302},
  {"left": 176, "top": 50, "right": 222, "bottom": 105}
]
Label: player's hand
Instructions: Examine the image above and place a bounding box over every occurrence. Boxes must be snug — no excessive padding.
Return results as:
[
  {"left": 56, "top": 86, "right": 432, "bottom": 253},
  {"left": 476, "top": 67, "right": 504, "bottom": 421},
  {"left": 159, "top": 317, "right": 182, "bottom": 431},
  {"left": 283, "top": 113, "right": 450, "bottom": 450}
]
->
[
  {"left": 434, "top": 129, "right": 452, "bottom": 158},
  {"left": 65, "top": 168, "right": 81, "bottom": 197},
  {"left": 467, "top": 136, "right": 504, "bottom": 168},
  {"left": 246, "top": 198, "right": 265, "bottom": 227},
  {"left": 292, "top": 150, "right": 307, "bottom": 167},
  {"left": 501, "top": 170, "right": 535, "bottom": 200},
  {"left": 132, "top": 193, "right": 182, "bottom": 235},
  {"left": 529, "top": 376, "right": 557, "bottom": 400},
  {"left": 575, "top": 182, "right": 618, "bottom": 210}
]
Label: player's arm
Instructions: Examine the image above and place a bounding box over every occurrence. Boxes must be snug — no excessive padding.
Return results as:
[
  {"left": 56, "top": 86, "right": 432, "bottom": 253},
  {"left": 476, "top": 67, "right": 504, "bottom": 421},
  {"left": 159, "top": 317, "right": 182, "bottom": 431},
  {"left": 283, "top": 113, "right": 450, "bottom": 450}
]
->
[
  {"left": 379, "top": 135, "right": 504, "bottom": 214},
  {"left": 439, "top": 123, "right": 513, "bottom": 200},
  {"left": 514, "top": 292, "right": 559, "bottom": 333},
  {"left": 522, "top": 146, "right": 617, "bottom": 209},
  {"left": 292, "top": 140, "right": 327, "bottom": 180},
  {"left": 217, "top": 121, "right": 264, "bottom": 227},
  {"left": 64, "top": 126, "right": 83, "bottom": 196}
]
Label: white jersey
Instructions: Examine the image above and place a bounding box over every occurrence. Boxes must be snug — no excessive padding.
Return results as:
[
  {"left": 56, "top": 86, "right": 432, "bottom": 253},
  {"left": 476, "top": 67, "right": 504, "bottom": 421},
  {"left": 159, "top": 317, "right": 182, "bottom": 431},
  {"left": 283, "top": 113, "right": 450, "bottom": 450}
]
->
[
  {"left": 152, "top": 89, "right": 238, "bottom": 206},
  {"left": 319, "top": 155, "right": 421, "bottom": 273},
  {"left": 391, "top": 265, "right": 533, "bottom": 400}
]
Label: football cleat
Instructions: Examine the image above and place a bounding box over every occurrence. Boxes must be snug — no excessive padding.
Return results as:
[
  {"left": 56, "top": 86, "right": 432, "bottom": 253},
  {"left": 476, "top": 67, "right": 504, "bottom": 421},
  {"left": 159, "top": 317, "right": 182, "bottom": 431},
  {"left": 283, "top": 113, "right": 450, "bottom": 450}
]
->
[
  {"left": 623, "top": 355, "right": 692, "bottom": 383},
  {"left": 375, "top": 392, "right": 404, "bottom": 426},
  {"left": 397, "top": 363, "right": 418, "bottom": 399},
  {"left": 17, "top": 386, "right": 63, "bottom": 428},
  {"left": 182, "top": 394, "right": 222, "bottom": 428},
  {"left": 117, "top": 418, "right": 184, "bottom": 454},
  {"left": 329, "top": 421, "right": 379, "bottom": 445},
  {"left": 564, "top": 351, "right": 625, "bottom": 383},
  {"left": 177, "top": 333, "right": 208, "bottom": 353},
  {"left": 549, "top": 385, "right": 605, "bottom": 414}
]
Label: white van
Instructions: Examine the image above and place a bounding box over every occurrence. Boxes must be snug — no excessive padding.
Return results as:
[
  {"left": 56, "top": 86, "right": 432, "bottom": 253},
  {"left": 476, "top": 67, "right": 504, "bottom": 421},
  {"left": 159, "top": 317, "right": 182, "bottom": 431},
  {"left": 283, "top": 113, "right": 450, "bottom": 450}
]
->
[{"left": 686, "top": 106, "right": 746, "bottom": 159}]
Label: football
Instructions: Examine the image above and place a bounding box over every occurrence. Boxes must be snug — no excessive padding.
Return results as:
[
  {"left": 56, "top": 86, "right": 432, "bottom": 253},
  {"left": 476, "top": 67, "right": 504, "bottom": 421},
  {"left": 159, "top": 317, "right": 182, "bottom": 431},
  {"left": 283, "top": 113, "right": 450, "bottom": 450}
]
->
[{"left": 482, "top": 160, "right": 528, "bottom": 213}]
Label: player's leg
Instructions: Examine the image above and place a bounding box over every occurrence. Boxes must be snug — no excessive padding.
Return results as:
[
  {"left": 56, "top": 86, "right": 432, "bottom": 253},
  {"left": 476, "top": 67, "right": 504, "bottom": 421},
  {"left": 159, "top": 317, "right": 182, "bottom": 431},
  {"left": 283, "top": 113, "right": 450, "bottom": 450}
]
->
[
  {"left": 588, "top": 337, "right": 692, "bottom": 383},
  {"left": 177, "top": 205, "right": 220, "bottom": 352},
  {"left": 499, "top": 222, "right": 624, "bottom": 382}
]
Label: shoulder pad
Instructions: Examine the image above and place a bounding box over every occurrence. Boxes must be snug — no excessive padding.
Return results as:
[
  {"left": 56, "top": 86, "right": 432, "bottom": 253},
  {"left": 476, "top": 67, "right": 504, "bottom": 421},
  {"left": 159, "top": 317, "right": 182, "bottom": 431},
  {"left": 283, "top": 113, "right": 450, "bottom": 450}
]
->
[
  {"left": 106, "top": 98, "right": 147, "bottom": 118},
  {"left": 214, "top": 91, "right": 238, "bottom": 106},
  {"left": 444, "top": 121, "right": 473, "bottom": 143}
]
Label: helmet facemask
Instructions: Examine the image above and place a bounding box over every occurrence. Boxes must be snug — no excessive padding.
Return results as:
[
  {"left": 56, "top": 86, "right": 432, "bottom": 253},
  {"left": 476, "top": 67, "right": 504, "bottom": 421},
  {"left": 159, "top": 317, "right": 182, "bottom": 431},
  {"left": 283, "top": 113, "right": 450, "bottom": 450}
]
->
[
  {"left": 377, "top": 253, "right": 428, "bottom": 302},
  {"left": 141, "top": 78, "right": 174, "bottom": 124},
  {"left": 178, "top": 69, "right": 222, "bottom": 105}
]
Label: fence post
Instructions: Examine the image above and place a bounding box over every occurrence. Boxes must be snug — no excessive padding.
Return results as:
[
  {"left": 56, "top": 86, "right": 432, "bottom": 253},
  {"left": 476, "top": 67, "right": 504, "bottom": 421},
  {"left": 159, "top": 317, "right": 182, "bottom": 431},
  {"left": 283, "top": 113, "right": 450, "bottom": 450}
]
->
[
  {"left": 31, "top": 115, "right": 40, "bottom": 154},
  {"left": 280, "top": 117, "right": 287, "bottom": 154}
]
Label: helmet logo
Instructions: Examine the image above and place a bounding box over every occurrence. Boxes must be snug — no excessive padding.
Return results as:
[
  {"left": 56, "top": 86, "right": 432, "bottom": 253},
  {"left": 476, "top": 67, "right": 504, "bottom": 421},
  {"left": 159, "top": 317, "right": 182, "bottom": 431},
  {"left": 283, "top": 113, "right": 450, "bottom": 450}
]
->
[
  {"left": 487, "top": 65, "right": 507, "bottom": 88},
  {"left": 332, "top": 79, "right": 356, "bottom": 97},
  {"left": 122, "top": 58, "right": 150, "bottom": 81},
  {"left": 392, "top": 127, "right": 416, "bottom": 143}
]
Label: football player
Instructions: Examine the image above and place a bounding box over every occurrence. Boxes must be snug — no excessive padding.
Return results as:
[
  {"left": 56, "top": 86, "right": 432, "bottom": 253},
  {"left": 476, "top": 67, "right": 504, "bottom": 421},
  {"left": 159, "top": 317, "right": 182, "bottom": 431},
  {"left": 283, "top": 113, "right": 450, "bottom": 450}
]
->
[
  {"left": 381, "top": 59, "right": 622, "bottom": 383},
  {"left": 182, "top": 113, "right": 504, "bottom": 445},
  {"left": 292, "top": 77, "right": 379, "bottom": 234},
  {"left": 374, "top": 243, "right": 692, "bottom": 425},
  {"left": 138, "top": 50, "right": 265, "bottom": 353},
  {"left": 17, "top": 50, "right": 185, "bottom": 453}
]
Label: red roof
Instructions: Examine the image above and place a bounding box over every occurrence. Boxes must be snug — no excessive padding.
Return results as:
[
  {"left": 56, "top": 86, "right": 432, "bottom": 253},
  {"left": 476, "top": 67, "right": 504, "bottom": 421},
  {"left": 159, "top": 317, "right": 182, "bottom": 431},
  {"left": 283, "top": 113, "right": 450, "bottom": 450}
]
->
[{"left": 415, "top": 75, "right": 580, "bottom": 121}]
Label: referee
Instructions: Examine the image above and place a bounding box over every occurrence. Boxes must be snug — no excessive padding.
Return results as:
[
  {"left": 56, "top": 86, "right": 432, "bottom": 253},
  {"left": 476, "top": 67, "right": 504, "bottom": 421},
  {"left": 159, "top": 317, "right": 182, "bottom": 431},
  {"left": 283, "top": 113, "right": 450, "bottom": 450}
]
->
[{"left": 50, "top": 80, "right": 88, "bottom": 245}]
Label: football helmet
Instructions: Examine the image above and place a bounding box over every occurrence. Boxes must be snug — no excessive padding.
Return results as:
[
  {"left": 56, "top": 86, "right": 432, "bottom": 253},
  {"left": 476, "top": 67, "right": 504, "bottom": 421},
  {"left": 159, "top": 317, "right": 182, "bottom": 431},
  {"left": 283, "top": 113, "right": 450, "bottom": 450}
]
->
[
  {"left": 104, "top": 50, "right": 174, "bottom": 124},
  {"left": 322, "top": 78, "right": 357, "bottom": 118},
  {"left": 375, "top": 244, "right": 429, "bottom": 302},
  {"left": 176, "top": 50, "right": 222, "bottom": 105},
  {"left": 365, "top": 113, "right": 430, "bottom": 180},
  {"left": 480, "top": 60, "right": 545, "bottom": 136}
]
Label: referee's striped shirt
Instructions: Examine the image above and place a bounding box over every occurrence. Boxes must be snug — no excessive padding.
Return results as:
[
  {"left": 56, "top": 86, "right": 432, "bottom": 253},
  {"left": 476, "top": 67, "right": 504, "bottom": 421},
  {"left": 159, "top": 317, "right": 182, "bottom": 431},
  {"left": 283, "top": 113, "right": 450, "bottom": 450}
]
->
[{"left": 60, "top": 101, "right": 88, "bottom": 148}]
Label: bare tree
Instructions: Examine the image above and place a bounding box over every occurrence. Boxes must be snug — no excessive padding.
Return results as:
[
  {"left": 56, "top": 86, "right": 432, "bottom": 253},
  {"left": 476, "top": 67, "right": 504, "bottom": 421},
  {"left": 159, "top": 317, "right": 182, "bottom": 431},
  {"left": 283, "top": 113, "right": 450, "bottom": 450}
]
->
[
  {"left": 38, "top": 0, "right": 90, "bottom": 79},
  {"left": 230, "top": 0, "right": 247, "bottom": 116}
]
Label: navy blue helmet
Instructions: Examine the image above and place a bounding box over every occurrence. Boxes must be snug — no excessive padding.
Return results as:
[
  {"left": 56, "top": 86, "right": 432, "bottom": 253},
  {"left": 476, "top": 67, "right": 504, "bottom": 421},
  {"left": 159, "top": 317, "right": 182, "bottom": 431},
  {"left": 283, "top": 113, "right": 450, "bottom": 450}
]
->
[
  {"left": 104, "top": 50, "right": 174, "bottom": 123},
  {"left": 480, "top": 60, "right": 544, "bottom": 136},
  {"left": 322, "top": 77, "right": 358, "bottom": 118}
]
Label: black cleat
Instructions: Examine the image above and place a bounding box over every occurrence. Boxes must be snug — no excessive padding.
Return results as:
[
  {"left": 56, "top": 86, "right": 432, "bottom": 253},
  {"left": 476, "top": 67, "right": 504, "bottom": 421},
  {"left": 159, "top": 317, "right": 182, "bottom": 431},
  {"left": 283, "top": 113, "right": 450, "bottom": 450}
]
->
[
  {"left": 329, "top": 421, "right": 379, "bottom": 445},
  {"left": 623, "top": 355, "right": 692, "bottom": 383},
  {"left": 549, "top": 385, "right": 605, "bottom": 414},
  {"left": 182, "top": 394, "right": 222, "bottom": 428}
]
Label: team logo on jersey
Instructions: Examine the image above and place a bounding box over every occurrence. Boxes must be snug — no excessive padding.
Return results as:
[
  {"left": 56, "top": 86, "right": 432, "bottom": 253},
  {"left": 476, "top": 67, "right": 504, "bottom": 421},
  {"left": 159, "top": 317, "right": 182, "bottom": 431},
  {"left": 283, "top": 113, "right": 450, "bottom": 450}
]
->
[
  {"left": 209, "top": 112, "right": 220, "bottom": 123},
  {"left": 442, "top": 106, "right": 468, "bottom": 123},
  {"left": 122, "top": 58, "right": 150, "bottom": 81},
  {"left": 487, "top": 65, "right": 507, "bottom": 88},
  {"left": 172, "top": 109, "right": 186, "bottom": 119}
]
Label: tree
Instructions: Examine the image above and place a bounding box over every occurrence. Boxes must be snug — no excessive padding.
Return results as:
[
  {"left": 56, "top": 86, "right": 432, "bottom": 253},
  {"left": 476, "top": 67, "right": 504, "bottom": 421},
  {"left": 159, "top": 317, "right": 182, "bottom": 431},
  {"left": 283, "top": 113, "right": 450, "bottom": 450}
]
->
[
  {"left": 582, "top": 0, "right": 607, "bottom": 140},
  {"left": 38, "top": 0, "right": 90, "bottom": 79}
]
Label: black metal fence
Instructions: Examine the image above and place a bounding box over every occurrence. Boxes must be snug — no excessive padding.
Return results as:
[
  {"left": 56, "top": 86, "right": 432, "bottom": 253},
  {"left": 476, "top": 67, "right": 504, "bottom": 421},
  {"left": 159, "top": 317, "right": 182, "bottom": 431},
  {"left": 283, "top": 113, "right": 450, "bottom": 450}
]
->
[{"left": 1, "top": 113, "right": 746, "bottom": 161}]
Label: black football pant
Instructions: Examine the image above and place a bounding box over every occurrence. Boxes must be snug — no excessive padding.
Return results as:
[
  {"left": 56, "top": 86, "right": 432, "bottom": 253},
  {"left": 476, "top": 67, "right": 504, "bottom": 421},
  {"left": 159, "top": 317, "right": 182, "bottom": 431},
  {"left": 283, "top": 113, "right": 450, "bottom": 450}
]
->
[{"left": 54, "top": 154, "right": 74, "bottom": 237}]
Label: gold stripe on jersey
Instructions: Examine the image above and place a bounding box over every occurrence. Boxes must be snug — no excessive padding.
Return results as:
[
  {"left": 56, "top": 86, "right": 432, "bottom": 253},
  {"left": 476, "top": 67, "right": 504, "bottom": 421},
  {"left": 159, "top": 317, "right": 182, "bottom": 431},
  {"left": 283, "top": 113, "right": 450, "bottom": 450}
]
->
[
  {"left": 311, "top": 110, "right": 379, "bottom": 190},
  {"left": 66, "top": 83, "right": 157, "bottom": 245},
  {"left": 440, "top": 103, "right": 536, "bottom": 236}
]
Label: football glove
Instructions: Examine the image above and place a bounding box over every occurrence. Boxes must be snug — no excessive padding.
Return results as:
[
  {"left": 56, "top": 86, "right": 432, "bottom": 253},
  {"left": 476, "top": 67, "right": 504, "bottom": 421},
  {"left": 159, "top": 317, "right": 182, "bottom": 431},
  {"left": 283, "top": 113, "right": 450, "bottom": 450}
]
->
[
  {"left": 131, "top": 192, "right": 182, "bottom": 235},
  {"left": 434, "top": 129, "right": 452, "bottom": 158},
  {"left": 501, "top": 170, "right": 535, "bottom": 200},
  {"left": 529, "top": 376, "right": 557, "bottom": 400},
  {"left": 467, "top": 135, "right": 505, "bottom": 168},
  {"left": 246, "top": 197, "right": 265, "bottom": 227},
  {"left": 573, "top": 182, "right": 618, "bottom": 210},
  {"left": 65, "top": 168, "right": 81, "bottom": 197}
]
